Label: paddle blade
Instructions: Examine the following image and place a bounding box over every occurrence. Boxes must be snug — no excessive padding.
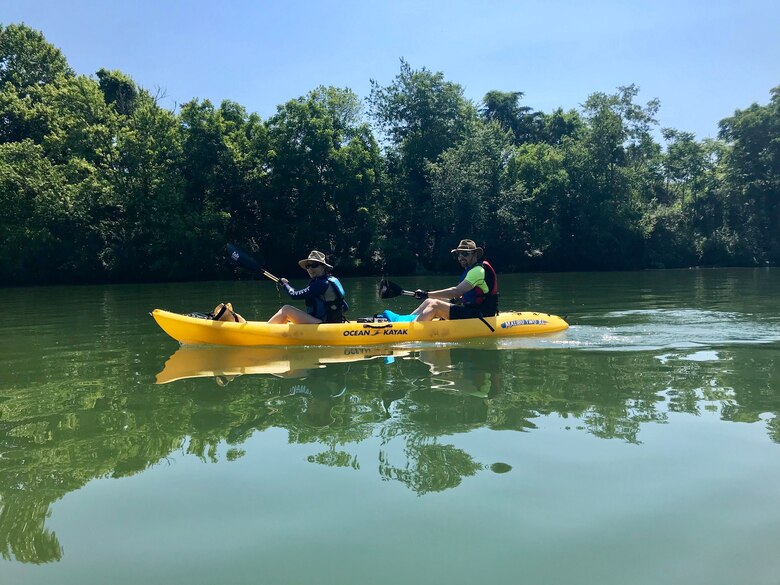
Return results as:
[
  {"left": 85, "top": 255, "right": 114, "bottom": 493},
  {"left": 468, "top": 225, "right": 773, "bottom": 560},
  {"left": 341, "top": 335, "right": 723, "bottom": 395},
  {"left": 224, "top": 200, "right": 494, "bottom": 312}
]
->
[
  {"left": 226, "top": 244, "right": 262, "bottom": 273},
  {"left": 226, "top": 243, "right": 280, "bottom": 282},
  {"left": 378, "top": 279, "right": 405, "bottom": 299}
]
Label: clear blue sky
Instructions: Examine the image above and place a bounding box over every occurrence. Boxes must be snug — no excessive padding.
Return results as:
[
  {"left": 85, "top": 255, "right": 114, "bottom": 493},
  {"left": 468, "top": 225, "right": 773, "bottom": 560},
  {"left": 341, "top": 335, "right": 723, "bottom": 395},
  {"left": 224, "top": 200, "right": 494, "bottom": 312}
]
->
[{"left": 4, "top": 0, "right": 779, "bottom": 139}]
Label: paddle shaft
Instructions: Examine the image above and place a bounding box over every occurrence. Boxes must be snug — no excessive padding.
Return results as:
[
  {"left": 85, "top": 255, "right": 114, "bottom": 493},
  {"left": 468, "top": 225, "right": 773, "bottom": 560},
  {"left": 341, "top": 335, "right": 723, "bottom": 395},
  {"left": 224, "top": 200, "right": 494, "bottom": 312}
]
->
[{"left": 258, "top": 268, "right": 280, "bottom": 283}]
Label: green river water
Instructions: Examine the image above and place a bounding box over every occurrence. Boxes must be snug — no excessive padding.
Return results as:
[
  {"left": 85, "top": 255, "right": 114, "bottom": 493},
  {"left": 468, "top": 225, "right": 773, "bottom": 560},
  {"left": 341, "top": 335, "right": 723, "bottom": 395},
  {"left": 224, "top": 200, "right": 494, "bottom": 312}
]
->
[{"left": 1, "top": 268, "right": 779, "bottom": 585}]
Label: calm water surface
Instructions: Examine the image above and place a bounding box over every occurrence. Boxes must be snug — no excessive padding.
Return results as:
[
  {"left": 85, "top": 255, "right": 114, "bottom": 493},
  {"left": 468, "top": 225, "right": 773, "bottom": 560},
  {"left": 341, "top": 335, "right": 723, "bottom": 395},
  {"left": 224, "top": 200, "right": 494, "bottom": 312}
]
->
[{"left": 1, "top": 269, "right": 779, "bottom": 585}]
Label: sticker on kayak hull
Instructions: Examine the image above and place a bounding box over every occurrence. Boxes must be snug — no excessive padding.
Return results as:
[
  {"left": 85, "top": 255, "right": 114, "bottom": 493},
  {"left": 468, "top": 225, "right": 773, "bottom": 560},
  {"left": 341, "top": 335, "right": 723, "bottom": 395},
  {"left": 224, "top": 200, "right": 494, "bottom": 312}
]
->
[
  {"left": 342, "top": 329, "right": 409, "bottom": 337},
  {"left": 501, "top": 319, "right": 549, "bottom": 329}
]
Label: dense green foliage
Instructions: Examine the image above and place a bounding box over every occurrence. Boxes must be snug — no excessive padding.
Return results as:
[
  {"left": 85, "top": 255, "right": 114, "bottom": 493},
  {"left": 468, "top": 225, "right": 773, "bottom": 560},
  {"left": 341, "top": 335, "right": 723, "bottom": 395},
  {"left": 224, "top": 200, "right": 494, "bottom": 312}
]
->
[{"left": 1, "top": 24, "right": 778, "bottom": 284}]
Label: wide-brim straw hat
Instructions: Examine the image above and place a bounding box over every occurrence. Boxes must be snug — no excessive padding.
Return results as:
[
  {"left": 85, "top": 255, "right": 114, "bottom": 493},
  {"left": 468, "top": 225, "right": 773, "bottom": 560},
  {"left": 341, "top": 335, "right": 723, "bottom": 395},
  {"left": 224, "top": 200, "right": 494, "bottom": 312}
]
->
[
  {"left": 298, "top": 250, "right": 333, "bottom": 270},
  {"left": 451, "top": 239, "right": 484, "bottom": 258}
]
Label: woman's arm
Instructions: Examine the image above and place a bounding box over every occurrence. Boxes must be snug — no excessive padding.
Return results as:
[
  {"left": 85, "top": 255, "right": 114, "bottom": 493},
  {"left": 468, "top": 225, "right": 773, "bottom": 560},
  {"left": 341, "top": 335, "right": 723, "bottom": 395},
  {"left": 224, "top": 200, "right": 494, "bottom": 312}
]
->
[{"left": 282, "top": 278, "right": 328, "bottom": 299}]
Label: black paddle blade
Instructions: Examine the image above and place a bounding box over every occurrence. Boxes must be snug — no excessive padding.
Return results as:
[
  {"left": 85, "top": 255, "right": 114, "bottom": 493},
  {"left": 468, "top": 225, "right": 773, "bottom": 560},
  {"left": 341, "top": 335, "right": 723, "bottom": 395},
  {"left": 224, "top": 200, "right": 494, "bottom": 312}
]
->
[
  {"left": 227, "top": 244, "right": 280, "bottom": 283},
  {"left": 226, "top": 244, "right": 261, "bottom": 273},
  {"left": 378, "top": 278, "right": 405, "bottom": 299}
]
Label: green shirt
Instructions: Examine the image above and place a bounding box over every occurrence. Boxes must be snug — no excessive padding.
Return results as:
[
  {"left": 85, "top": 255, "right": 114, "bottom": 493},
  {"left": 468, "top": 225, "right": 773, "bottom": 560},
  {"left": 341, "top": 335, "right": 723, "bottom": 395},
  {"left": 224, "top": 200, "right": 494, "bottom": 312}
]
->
[{"left": 463, "top": 265, "right": 489, "bottom": 294}]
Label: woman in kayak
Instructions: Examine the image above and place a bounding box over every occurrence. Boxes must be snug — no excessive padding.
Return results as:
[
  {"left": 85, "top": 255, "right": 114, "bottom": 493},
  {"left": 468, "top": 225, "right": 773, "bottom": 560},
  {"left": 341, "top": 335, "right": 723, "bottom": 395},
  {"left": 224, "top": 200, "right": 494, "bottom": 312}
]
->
[
  {"left": 385, "top": 239, "right": 499, "bottom": 322},
  {"left": 268, "top": 250, "right": 348, "bottom": 324}
]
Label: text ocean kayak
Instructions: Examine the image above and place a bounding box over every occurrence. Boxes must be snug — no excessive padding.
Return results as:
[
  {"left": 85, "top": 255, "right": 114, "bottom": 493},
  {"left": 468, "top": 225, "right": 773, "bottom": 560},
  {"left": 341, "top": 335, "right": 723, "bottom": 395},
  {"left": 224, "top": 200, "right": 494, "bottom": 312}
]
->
[{"left": 151, "top": 308, "right": 568, "bottom": 347}]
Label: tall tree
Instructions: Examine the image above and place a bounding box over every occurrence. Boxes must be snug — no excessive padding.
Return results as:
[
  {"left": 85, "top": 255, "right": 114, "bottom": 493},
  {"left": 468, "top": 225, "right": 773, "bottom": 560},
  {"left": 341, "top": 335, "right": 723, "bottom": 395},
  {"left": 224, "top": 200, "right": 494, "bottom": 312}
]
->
[
  {"left": 564, "top": 85, "right": 661, "bottom": 268},
  {"left": 719, "top": 86, "right": 780, "bottom": 263},
  {"left": 541, "top": 108, "right": 583, "bottom": 145},
  {"left": 368, "top": 60, "right": 477, "bottom": 267},
  {"left": 481, "top": 90, "right": 543, "bottom": 144},
  {"left": 0, "top": 24, "right": 74, "bottom": 145},
  {"left": 428, "top": 121, "right": 513, "bottom": 267},
  {"left": 96, "top": 68, "right": 138, "bottom": 117},
  {"left": 498, "top": 142, "right": 570, "bottom": 271},
  {"left": 0, "top": 25, "right": 124, "bottom": 282},
  {"left": 0, "top": 23, "right": 72, "bottom": 92},
  {"left": 0, "top": 140, "right": 68, "bottom": 283},
  {"left": 108, "top": 90, "right": 188, "bottom": 280},
  {"left": 264, "top": 86, "right": 383, "bottom": 273}
]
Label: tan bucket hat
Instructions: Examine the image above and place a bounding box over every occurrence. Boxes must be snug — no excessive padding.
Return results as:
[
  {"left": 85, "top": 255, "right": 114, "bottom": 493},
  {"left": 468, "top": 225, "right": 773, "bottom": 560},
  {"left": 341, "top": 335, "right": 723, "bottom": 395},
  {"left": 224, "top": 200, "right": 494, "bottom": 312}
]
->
[
  {"left": 450, "top": 239, "right": 484, "bottom": 258},
  {"left": 298, "top": 250, "right": 333, "bottom": 270}
]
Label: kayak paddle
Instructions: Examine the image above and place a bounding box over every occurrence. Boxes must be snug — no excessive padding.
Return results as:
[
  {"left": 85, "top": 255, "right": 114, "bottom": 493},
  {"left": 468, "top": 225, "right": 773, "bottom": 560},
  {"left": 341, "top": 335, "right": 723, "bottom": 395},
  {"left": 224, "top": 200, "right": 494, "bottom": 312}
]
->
[
  {"left": 226, "top": 244, "right": 280, "bottom": 283},
  {"left": 378, "top": 278, "right": 416, "bottom": 299}
]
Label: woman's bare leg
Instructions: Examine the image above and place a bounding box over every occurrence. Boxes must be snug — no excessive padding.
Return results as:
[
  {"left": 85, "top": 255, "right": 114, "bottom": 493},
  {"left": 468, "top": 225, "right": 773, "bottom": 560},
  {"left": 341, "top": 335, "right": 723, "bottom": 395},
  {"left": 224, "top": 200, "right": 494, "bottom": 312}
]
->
[{"left": 268, "top": 305, "right": 323, "bottom": 324}]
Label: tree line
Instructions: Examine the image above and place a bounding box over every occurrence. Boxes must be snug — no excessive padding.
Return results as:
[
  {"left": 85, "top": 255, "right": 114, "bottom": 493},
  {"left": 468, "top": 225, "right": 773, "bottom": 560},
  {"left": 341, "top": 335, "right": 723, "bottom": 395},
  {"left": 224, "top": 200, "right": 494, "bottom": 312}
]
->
[{"left": 1, "top": 23, "right": 778, "bottom": 285}]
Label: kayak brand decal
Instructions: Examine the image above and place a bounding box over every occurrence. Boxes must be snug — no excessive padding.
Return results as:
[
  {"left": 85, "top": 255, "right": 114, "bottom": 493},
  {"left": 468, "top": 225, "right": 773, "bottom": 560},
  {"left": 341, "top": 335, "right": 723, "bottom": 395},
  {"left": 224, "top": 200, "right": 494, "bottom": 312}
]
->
[
  {"left": 382, "top": 328, "right": 409, "bottom": 335},
  {"left": 343, "top": 328, "right": 409, "bottom": 337},
  {"left": 501, "top": 319, "right": 548, "bottom": 329}
]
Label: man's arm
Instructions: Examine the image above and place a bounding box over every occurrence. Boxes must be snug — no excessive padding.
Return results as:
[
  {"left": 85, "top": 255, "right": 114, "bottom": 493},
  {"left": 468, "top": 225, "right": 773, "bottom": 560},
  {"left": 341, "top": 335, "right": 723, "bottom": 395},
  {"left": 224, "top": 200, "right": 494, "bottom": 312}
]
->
[
  {"left": 426, "top": 280, "right": 474, "bottom": 299},
  {"left": 425, "top": 266, "right": 484, "bottom": 299}
]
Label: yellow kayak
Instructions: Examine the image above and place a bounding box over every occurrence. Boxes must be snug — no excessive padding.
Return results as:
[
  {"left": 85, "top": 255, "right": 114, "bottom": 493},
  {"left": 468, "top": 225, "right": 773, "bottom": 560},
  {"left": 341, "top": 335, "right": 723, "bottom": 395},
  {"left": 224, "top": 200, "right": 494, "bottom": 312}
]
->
[{"left": 151, "top": 308, "right": 569, "bottom": 347}]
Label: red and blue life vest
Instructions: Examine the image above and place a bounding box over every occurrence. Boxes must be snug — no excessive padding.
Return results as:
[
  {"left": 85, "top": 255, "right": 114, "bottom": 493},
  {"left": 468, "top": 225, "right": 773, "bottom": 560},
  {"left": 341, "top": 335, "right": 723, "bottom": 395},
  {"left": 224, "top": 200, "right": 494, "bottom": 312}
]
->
[{"left": 460, "top": 260, "right": 499, "bottom": 316}]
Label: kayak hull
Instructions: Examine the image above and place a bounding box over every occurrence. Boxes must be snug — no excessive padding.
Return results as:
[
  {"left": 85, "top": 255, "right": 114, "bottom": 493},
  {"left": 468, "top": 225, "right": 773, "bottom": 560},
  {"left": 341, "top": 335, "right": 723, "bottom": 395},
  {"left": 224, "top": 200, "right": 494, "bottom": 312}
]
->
[{"left": 151, "top": 308, "right": 568, "bottom": 347}]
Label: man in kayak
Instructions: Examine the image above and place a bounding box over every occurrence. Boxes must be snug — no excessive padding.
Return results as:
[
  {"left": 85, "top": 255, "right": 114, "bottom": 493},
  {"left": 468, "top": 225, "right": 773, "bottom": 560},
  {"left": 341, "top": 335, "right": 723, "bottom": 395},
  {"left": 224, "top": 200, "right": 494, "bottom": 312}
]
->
[
  {"left": 385, "top": 239, "right": 499, "bottom": 322},
  {"left": 268, "top": 250, "right": 348, "bottom": 324}
]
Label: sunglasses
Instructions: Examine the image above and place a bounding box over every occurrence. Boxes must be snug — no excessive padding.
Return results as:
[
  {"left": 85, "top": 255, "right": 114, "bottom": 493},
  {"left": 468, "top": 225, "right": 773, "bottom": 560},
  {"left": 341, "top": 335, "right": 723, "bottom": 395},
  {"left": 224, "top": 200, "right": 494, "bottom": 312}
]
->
[
  {"left": 304, "top": 263, "right": 322, "bottom": 269},
  {"left": 456, "top": 251, "right": 473, "bottom": 257}
]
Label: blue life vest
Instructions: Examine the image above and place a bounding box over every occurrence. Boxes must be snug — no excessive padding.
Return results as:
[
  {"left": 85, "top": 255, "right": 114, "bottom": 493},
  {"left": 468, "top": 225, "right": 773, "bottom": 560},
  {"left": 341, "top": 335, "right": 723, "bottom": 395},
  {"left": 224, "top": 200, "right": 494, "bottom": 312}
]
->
[{"left": 307, "top": 275, "right": 348, "bottom": 323}]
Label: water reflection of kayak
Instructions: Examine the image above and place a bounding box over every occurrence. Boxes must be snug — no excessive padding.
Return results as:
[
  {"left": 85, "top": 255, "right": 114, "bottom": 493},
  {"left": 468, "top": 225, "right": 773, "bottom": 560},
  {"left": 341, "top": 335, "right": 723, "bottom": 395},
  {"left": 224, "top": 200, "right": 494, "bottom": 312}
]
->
[
  {"left": 416, "top": 348, "right": 503, "bottom": 399},
  {"left": 151, "top": 309, "right": 568, "bottom": 347},
  {"left": 156, "top": 345, "right": 411, "bottom": 384}
]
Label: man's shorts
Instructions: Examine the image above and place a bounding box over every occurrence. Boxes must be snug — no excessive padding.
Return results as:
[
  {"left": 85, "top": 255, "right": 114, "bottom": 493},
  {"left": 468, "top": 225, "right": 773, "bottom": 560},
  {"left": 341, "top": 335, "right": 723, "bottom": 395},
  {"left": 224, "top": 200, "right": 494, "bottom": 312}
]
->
[{"left": 449, "top": 304, "right": 484, "bottom": 320}]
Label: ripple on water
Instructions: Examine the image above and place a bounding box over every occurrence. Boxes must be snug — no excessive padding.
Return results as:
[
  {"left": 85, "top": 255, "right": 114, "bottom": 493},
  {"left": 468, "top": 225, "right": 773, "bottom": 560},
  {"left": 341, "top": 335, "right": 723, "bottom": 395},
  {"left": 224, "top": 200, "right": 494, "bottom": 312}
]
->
[
  {"left": 655, "top": 350, "right": 724, "bottom": 364},
  {"left": 561, "top": 308, "right": 780, "bottom": 352}
]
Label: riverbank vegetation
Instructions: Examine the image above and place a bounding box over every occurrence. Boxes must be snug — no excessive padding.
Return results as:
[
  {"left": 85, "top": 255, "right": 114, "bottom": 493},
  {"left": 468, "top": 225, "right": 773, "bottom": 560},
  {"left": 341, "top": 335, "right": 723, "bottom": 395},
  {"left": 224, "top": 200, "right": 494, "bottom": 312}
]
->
[{"left": 1, "top": 23, "right": 778, "bottom": 285}]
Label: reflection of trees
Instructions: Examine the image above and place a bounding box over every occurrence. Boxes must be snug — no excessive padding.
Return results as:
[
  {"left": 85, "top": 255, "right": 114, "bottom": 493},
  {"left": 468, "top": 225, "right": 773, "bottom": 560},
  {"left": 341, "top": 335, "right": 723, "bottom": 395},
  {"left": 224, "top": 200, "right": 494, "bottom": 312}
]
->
[
  {"left": 307, "top": 446, "right": 359, "bottom": 469},
  {"left": 379, "top": 441, "right": 482, "bottom": 495},
  {"left": 1, "top": 342, "right": 779, "bottom": 562},
  {"left": 768, "top": 417, "right": 780, "bottom": 444},
  {"left": 0, "top": 372, "right": 281, "bottom": 563},
  {"left": 0, "top": 496, "right": 62, "bottom": 564}
]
